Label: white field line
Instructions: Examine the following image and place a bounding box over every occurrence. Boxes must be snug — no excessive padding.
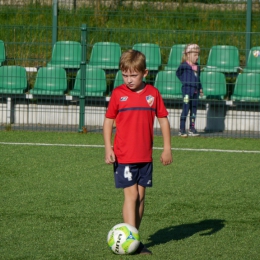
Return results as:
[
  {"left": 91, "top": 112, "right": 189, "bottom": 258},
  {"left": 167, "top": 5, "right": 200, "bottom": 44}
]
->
[{"left": 0, "top": 142, "right": 260, "bottom": 154}]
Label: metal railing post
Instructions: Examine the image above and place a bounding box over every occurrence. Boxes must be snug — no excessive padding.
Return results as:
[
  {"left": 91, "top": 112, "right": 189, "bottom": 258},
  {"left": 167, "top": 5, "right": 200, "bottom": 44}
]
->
[
  {"left": 52, "top": 0, "right": 58, "bottom": 50},
  {"left": 245, "top": 0, "right": 252, "bottom": 64},
  {"left": 78, "top": 24, "right": 87, "bottom": 132}
]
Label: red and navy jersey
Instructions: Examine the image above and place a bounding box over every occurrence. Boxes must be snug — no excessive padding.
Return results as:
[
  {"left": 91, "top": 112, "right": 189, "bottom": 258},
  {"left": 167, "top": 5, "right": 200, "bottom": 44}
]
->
[{"left": 105, "top": 83, "right": 168, "bottom": 163}]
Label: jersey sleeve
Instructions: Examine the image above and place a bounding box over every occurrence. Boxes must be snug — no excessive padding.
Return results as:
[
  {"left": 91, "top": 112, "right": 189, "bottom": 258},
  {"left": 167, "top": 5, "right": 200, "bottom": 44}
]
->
[
  {"left": 105, "top": 90, "right": 118, "bottom": 119},
  {"left": 156, "top": 90, "right": 168, "bottom": 118}
]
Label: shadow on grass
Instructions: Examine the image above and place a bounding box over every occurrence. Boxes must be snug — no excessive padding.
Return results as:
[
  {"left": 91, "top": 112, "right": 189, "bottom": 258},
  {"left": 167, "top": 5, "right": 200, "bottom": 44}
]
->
[{"left": 146, "top": 219, "right": 225, "bottom": 247}]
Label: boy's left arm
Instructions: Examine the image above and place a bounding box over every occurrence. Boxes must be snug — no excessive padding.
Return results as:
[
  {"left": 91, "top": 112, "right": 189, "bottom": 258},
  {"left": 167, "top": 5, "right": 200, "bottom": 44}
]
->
[{"left": 157, "top": 117, "right": 173, "bottom": 166}]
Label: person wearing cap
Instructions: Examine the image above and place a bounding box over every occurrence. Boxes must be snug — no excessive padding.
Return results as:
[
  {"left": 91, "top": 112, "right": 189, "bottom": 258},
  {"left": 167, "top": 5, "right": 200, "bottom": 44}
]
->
[{"left": 176, "top": 44, "right": 203, "bottom": 137}]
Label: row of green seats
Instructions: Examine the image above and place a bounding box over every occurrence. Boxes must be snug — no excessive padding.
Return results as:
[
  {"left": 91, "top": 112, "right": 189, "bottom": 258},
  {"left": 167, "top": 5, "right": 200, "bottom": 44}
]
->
[
  {"left": 1, "top": 40, "right": 260, "bottom": 75},
  {"left": 154, "top": 71, "right": 227, "bottom": 100},
  {"left": 47, "top": 41, "right": 121, "bottom": 70},
  {"left": 155, "top": 44, "right": 260, "bottom": 74},
  {"left": 0, "top": 66, "right": 107, "bottom": 97},
  {"left": 47, "top": 41, "right": 260, "bottom": 74},
  {"left": 0, "top": 65, "right": 260, "bottom": 102},
  {"left": 154, "top": 70, "right": 260, "bottom": 102},
  {"left": 31, "top": 66, "right": 108, "bottom": 97},
  {"left": 47, "top": 41, "right": 161, "bottom": 72}
]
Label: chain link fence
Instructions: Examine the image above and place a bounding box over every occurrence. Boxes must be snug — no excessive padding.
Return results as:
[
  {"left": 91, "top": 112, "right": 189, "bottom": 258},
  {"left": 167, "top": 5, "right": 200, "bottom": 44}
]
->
[{"left": 0, "top": 0, "right": 260, "bottom": 137}]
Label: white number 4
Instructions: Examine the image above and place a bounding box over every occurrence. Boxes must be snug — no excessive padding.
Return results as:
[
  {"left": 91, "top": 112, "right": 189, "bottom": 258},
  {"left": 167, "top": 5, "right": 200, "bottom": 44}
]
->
[{"left": 124, "top": 166, "right": 132, "bottom": 181}]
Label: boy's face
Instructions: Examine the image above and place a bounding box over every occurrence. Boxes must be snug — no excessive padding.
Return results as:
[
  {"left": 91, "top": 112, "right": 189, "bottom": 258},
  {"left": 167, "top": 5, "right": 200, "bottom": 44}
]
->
[
  {"left": 122, "top": 69, "right": 148, "bottom": 92},
  {"left": 187, "top": 51, "right": 200, "bottom": 64}
]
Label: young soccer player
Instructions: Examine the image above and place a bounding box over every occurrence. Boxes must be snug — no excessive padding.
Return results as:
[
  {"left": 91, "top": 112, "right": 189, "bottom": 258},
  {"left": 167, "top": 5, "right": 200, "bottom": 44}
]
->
[
  {"left": 103, "top": 50, "right": 173, "bottom": 255},
  {"left": 176, "top": 44, "right": 203, "bottom": 137}
]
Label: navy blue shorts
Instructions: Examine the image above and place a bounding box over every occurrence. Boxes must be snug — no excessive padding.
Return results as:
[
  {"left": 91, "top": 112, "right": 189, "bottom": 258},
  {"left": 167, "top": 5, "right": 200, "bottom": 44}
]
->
[{"left": 113, "top": 162, "right": 153, "bottom": 188}]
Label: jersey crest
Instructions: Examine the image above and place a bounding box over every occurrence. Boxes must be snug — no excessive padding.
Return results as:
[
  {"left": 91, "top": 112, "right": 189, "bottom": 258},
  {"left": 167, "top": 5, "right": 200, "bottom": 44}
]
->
[{"left": 146, "top": 95, "right": 154, "bottom": 107}]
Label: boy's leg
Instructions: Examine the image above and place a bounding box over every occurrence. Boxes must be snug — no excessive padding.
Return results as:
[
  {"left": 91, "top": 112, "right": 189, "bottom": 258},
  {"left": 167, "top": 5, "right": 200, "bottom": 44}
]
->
[
  {"left": 116, "top": 163, "right": 152, "bottom": 255},
  {"left": 123, "top": 184, "right": 139, "bottom": 228},
  {"left": 134, "top": 185, "right": 152, "bottom": 255},
  {"left": 136, "top": 185, "right": 146, "bottom": 230},
  {"left": 123, "top": 184, "right": 146, "bottom": 229}
]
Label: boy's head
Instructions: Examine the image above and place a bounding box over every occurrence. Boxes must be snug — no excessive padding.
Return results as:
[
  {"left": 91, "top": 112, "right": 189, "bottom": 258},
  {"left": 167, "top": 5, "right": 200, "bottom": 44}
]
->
[
  {"left": 119, "top": 49, "right": 147, "bottom": 73},
  {"left": 182, "top": 44, "right": 200, "bottom": 64},
  {"left": 119, "top": 50, "right": 148, "bottom": 92}
]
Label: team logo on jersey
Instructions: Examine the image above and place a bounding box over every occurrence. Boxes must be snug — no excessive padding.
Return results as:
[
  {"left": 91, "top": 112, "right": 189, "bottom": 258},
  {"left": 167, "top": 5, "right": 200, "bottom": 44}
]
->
[
  {"left": 146, "top": 95, "right": 154, "bottom": 106},
  {"left": 120, "top": 96, "right": 128, "bottom": 101}
]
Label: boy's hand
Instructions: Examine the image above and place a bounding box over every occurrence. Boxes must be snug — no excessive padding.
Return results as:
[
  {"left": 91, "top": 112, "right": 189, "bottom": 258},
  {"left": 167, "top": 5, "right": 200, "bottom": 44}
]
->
[
  {"left": 160, "top": 149, "right": 173, "bottom": 166},
  {"left": 105, "top": 147, "right": 115, "bottom": 164}
]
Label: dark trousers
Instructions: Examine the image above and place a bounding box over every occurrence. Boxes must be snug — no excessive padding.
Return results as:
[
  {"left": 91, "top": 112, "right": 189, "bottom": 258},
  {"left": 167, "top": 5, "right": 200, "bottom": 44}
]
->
[{"left": 180, "top": 91, "right": 199, "bottom": 130}]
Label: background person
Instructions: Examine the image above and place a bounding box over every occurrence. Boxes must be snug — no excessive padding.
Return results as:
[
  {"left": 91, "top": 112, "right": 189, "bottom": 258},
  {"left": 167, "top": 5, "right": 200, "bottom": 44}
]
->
[{"left": 176, "top": 44, "right": 203, "bottom": 137}]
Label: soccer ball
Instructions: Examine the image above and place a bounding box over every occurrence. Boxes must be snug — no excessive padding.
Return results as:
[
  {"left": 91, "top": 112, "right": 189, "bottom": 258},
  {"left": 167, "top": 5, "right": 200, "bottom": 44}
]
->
[{"left": 107, "top": 223, "right": 140, "bottom": 255}]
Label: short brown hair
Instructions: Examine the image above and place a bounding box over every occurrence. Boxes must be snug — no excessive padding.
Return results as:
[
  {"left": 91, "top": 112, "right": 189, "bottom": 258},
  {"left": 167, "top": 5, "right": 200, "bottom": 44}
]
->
[{"left": 119, "top": 50, "right": 146, "bottom": 72}]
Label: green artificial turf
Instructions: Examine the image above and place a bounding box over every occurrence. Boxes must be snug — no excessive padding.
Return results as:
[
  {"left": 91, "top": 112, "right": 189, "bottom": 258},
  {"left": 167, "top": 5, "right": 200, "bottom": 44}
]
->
[{"left": 0, "top": 131, "right": 260, "bottom": 259}]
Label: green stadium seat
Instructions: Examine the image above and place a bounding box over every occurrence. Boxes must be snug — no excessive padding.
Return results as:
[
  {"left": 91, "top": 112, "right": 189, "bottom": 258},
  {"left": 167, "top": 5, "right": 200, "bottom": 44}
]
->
[
  {"left": 243, "top": 46, "right": 260, "bottom": 73},
  {"left": 203, "top": 45, "right": 240, "bottom": 74},
  {"left": 231, "top": 73, "right": 260, "bottom": 101},
  {"left": 113, "top": 70, "right": 124, "bottom": 88},
  {"left": 154, "top": 70, "right": 182, "bottom": 99},
  {"left": 70, "top": 67, "right": 107, "bottom": 96},
  {"left": 164, "top": 44, "right": 186, "bottom": 71},
  {"left": 132, "top": 43, "right": 161, "bottom": 71},
  {"left": 0, "top": 40, "right": 6, "bottom": 66},
  {"left": 200, "top": 72, "right": 227, "bottom": 100},
  {"left": 0, "top": 66, "right": 27, "bottom": 94},
  {"left": 30, "top": 67, "right": 67, "bottom": 95},
  {"left": 113, "top": 70, "right": 127, "bottom": 89},
  {"left": 47, "top": 41, "right": 81, "bottom": 69},
  {"left": 88, "top": 42, "right": 121, "bottom": 70}
]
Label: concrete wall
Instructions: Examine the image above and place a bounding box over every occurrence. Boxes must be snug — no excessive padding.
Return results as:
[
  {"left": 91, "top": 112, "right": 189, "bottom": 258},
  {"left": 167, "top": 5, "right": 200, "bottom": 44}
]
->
[
  {"left": 1, "top": 100, "right": 259, "bottom": 132},
  {"left": 0, "top": 101, "right": 106, "bottom": 127}
]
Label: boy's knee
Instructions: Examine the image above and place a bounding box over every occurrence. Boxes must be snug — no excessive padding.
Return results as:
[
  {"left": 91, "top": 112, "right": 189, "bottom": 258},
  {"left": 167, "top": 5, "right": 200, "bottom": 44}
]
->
[{"left": 124, "top": 186, "right": 139, "bottom": 200}]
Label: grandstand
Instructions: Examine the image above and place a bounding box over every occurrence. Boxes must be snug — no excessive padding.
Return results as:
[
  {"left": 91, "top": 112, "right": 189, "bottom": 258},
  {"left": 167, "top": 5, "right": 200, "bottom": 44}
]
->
[{"left": 0, "top": 0, "right": 260, "bottom": 137}]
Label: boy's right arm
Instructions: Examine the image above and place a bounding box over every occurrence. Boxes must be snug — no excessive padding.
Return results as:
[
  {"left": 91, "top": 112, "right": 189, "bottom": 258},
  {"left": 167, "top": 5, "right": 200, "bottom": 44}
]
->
[{"left": 103, "top": 117, "right": 115, "bottom": 164}]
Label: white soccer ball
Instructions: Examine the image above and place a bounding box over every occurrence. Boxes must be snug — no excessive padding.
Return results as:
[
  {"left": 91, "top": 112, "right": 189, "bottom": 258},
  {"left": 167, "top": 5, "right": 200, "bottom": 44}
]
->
[{"left": 107, "top": 223, "right": 140, "bottom": 255}]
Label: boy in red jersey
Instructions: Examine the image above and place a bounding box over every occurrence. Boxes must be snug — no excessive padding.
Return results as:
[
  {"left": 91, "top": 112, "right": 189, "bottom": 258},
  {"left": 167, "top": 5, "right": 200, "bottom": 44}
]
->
[{"left": 103, "top": 50, "right": 172, "bottom": 255}]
